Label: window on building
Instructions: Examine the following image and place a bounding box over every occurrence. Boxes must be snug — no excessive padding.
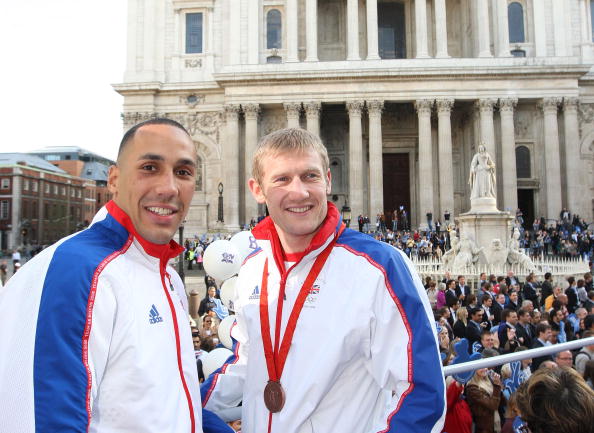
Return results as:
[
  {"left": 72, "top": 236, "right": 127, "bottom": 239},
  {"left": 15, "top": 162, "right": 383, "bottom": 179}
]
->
[
  {"left": 61, "top": 186, "right": 66, "bottom": 196},
  {"left": 511, "top": 49, "right": 526, "bottom": 57},
  {"left": 23, "top": 179, "right": 29, "bottom": 191},
  {"left": 53, "top": 185, "right": 58, "bottom": 195},
  {"left": 378, "top": 2, "right": 406, "bottom": 59},
  {"left": 508, "top": 2, "right": 525, "bottom": 43},
  {"left": 195, "top": 155, "right": 203, "bottom": 191},
  {"left": 266, "top": 9, "right": 282, "bottom": 49},
  {"left": 516, "top": 145, "right": 531, "bottom": 178},
  {"left": 186, "top": 13, "right": 203, "bottom": 54},
  {"left": 45, "top": 183, "right": 50, "bottom": 194},
  {"left": 78, "top": 189, "right": 82, "bottom": 198},
  {"left": 32, "top": 181, "right": 38, "bottom": 192},
  {"left": 266, "top": 55, "right": 282, "bottom": 63},
  {"left": 23, "top": 201, "right": 29, "bottom": 219},
  {"left": 1, "top": 179, "right": 9, "bottom": 189},
  {"left": 71, "top": 188, "right": 75, "bottom": 198},
  {"left": 0, "top": 201, "right": 9, "bottom": 219}
]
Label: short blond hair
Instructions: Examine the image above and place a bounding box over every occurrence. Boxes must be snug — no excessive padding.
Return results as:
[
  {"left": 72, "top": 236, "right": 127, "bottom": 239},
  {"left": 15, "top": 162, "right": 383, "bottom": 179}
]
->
[{"left": 252, "top": 128, "right": 329, "bottom": 184}]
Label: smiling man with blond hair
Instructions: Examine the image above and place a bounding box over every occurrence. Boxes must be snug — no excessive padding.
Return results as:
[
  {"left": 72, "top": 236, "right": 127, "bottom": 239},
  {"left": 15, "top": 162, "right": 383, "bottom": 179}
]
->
[{"left": 201, "top": 128, "right": 445, "bottom": 433}]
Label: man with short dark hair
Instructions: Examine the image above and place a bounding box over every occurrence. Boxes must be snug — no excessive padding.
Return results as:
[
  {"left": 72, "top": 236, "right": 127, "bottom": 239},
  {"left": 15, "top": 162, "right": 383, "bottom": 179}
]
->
[
  {"left": 466, "top": 308, "right": 485, "bottom": 352},
  {"left": 456, "top": 274, "right": 470, "bottom": 305},
  {"left": 498, "top": 309, "right": 518, "bottom": 347},
  {"left": 531, "top": 323, "right": 554, "bottom": 372},
  {"left": 584, "top": 290, "right": 594, "bottom": 314},
  {"left": 540, "top": 272, "right": 553, "bottom": 306},
  {"left": 516, "top": 308, "right": 534, "bottom": 347},
  {"left": 0, "top": 119, "right": 217, "bottom": 432}
]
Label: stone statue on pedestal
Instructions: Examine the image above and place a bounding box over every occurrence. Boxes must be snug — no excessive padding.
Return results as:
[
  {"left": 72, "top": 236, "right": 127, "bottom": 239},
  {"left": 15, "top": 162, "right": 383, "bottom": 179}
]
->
[
  {"left": 452, "top": 234, "right": 482, "bottom": 270},
  {"left": 442, "top": 233, "right": 459, "bottom": 269},
  {"left": 489, "top": 239, "right": 508, "bottom": 268},
  {"left": 469, "top": 144, "right": 496, "bottom": 200}
]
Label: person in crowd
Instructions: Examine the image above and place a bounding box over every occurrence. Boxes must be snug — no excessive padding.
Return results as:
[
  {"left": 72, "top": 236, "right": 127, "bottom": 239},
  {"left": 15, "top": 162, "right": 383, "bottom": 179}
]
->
[
  {"left": 198, "top": 286, "right": 219, "bottom": 317},
  {"left": 466, "top": 307, "right": 485, "bottom": 351},
  {"left": 531, "top": 323, "right": 554, "bottom": 372},
  {"left": 565, "top": 276, "right": 579, "bottom": 314},
  {"left": 498, "top": 309, "right": 518, "bottom": 348},
  {"left": 0, "top": 260, "right": 7, "bottom": 285},
  {"left": 443, "top": 376, "right": 473, "bottom": 433},
  {"left": 465, "top": 349, "right": 502, "bottom": 433},
  {"left": 456, "top": 274, "right": 470, "bottom": 305},
  {"left": 585, "top": 290, "right": 594, "bottom": 314},
  {"left": 436, "top": 281, "right": 447, "bottom": 309},
  {"left": 201, "top": 128, "right": 446, "bottom": 432},
  {"left": 576, "top": 278, "right": 588, "bottom": 305},
  {"left": 516, "top": 366, "right": 594, "bottom": 433},
  {"left": 199, "top": 314, "right": 218, "bottom": 340},
  {"left": 445, "top": 279, "right": 458, "bottom": 307},
  {"left": 453, "top": 307, "right": 468, "bottom": 339},
  {"left": 583, "top": 360, "right": 594, "bottom": 390},
  {"left": 515, "top": 309, "right": 533, "bottom": 348},
  {"left": 505, "top": 271, "right": 518, "bottom": 288},
  {"left": 437, "top": 307, "right": 454, "bottom": 341},
  {"left": 506, "top": 290, "right": 519, "bottom": 311},
  {"left": 480, "top": 294, "right": 494, "bottom": 329},
  {"left": 0, "top": 118, "right": 221, "bottom": 432},
  {"left": 544, "top": 285, "right": 563, "bottom": 311},
  {"left": 554, "top": 350, "right": 574, "bottom": 369},
  {"left": 491, "top": 293, "right": 506, "bottom": 326},
  {"left": 426, "top": 280, "right": 438, "bottom": 310},
  {"left": 520, "top": 299, "right": 533, "bottom": 312},
  {"left": 447, "top": 298, "right": 461, "bottom": 328},
  {"left": 522, "top": 274, "right": 539, "bottom": 307},
  {"left": 500, "top": 390, "right": 523, "bottom": 433},
  {"left": 548, "top": 307, "right": 572, "bottom": 343},
  {"left": 540, "top": 272, "right": 553, "bottom": 307},
  {"left": 575, "top": 330, "right": 594, "bottom": 375},
  {"left": 465, "top": 293, "right": 478, "bottom": 311}
]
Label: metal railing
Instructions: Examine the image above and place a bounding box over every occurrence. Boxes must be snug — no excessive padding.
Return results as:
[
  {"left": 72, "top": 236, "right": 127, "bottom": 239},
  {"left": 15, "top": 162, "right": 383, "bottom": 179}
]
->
[{"left": 443, "top": 337, "right": 594, "bottom": 375}]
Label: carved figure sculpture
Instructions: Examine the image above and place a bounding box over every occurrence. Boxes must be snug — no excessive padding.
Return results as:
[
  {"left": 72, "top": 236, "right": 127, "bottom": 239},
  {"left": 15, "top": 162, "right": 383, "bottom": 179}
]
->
[
  {"left": 507, "top": 228, "right": 537, "bottom": 272},
  {"left": 452, "top": 234, "right": 482, "bottom": 270},
  {"left": 442, "top": 233, "right": 459, "bottom": 270},
  {"left": 468, "top": 144, "right": 496, "bottom": 200},
  {"left": 489, "top": 238, "right": 508, "bottom": 269}
]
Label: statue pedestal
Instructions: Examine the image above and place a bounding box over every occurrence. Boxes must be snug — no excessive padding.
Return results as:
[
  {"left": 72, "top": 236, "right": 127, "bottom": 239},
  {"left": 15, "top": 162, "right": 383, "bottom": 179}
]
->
[
  {"left": 469, "top": 197, "right": 498, "bottom": 213},
  {"left": 457, "top": 211, "right": 514, "bottom": 264}
]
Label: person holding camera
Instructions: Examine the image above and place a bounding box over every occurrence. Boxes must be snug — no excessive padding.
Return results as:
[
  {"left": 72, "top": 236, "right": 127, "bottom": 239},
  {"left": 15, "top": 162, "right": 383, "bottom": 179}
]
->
[{"left": 465, "top": 349, "right": 503, "bottom": 433}]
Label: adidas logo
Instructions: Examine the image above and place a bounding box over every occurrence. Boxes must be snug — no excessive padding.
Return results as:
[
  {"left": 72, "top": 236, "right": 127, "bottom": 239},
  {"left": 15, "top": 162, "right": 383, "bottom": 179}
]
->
[
  {"left": 149, "top": 304, "right": 164, "bottom": 324},
  {"left": 249, "top": 285, "right": 260, "bottom": 300}
]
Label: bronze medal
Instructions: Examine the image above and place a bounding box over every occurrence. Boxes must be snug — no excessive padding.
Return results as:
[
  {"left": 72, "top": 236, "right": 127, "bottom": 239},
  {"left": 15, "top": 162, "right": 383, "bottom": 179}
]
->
[{"left": 263, "top": 380, "right": 286, "bottom": 413}]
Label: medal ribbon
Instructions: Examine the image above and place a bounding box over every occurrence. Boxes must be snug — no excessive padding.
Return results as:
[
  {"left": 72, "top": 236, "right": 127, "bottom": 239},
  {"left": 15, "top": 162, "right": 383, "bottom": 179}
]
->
[{"left": 259, "top": 224, "right": 344, "bottom": 386}]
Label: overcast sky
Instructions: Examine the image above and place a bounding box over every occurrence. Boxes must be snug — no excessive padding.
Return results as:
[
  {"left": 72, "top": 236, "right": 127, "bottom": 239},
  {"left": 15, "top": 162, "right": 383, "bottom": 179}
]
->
[{"left": 0, "top": 1, "right": 127, "bottom": 161}]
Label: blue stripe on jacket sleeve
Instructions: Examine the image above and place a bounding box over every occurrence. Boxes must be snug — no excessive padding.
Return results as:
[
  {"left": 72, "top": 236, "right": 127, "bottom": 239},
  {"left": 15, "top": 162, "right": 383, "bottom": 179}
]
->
[
  {"left": 338, "top": 229, "right": 445, "bottom": 433},
  {"left": 200, "top": 337, "right": 239, "bottom": 404},
  {"left": 33, "top": 215, "right": 129, "bottom": 433}
]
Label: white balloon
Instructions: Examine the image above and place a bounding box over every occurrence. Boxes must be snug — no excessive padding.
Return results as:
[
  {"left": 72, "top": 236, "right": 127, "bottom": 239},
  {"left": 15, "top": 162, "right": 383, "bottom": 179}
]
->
[
  {"left": 217, "top": 315, "right": 236, "bottom": 350},
  {"left": 230, "top": 230, "right": 259, "bottom": 263},
  {"left": 202, "top": 347, "right": 234, "bottom": 378},
  {"left": 220, "top": 276, "right": 238, "bottom": 310},
  {"left": 203, "top": 240, "right": 241, "bottom": 281}
]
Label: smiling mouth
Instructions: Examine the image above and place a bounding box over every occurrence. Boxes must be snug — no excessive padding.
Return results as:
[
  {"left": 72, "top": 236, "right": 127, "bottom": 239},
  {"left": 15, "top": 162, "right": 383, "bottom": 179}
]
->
[
  {"left": 146, "top": 206, "right": 176, "bottom": 216},
  {"left": 287, "top": 206, "right": 313, "bottom": 213}
]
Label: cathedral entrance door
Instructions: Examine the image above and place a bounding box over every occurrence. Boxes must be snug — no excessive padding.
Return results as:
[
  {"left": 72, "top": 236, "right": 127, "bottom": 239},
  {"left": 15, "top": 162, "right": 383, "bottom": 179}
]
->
[{"left": 383, "top": 153, "right": 410, "bottom": 230}]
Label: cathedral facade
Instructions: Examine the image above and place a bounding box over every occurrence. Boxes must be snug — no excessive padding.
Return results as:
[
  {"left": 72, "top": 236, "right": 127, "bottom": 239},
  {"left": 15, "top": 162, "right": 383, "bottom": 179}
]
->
[{"left": 115, "top": 0, "right": 594, "bottom": 234}]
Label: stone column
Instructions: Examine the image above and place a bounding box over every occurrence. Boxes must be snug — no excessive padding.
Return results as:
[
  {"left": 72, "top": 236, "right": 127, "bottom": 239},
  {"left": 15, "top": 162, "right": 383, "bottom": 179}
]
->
[
  {"left": 434, "top": 0, "right": 449, "bottom": 58},
  {"left": 496, "top": 0, "right": 511, "bottom": 57},
  {"left": 477, "top": 0, "right": 492, "bottom": 57},
  {"left": 552, "top": 0, "right": 568, "bottom": 56},
  {"left": 347, "top": 101, "right": 365, "bottom": 220},
  {"left": 563, "top": 97, "right": 582, "bottom": 218},
  {"left": 499, "top": 98, "right": 518, "bottom": 212},
  {"left": 305, "top": 0, "right": 318, "bottom": 62},
  {"left": 347, "top": 0, "right": 360, "bottom": 60},
  {"left": 540, "top": 98, "right": 563, "bottom": 224},
  {"left": 415, "top": 99, "right": 434, "bottom": 229},
  {"left": 228, "top": 1, "right": 241, "bottom": 64},
  {"left": 476, "top": 99, "right": 497, "bottom": 158},
  {"left": 284, "top": 103, "right": 302, "bottom": 128},
  {"left": 287, "top": 0, "right": 299, "bottom": 62},
  {"left": 533, "top": 0, "right": 546, "bottom": 56},
  {"left": 247, "top": 0, "right": 259, "bottom": 64},
  {"left": 414, "top": 0, "right": 429, "bottom": 58},
  {"left": 223, "top": 104, "right": 241, "bottom": 230},
  {"left": 366, "top": 0, "right": 380, "bottom": 60},
  {"left": 436, "top": 98, "right": 454, "bottom": 219},
  {"left": 305, "top": 102, "right": 321, "bottom": 137},
  {"left": 367, "top": 100, "right": 384, "bottom": 217},
  {"left": 243, "top": 103, "right": 260, "bottom": 224}
]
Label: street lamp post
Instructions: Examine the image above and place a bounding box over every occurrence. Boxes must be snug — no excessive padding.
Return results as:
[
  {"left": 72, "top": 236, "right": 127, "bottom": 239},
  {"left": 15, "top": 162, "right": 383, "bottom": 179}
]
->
[
  {"left": 217, "top": 182, "right": 224, "bottom": 223},
  {"left": 341, "top": 198, "right": 352, "bottom": 228},
  {"left": 178, "top": 222, "right": 185, "bottom": 283}
]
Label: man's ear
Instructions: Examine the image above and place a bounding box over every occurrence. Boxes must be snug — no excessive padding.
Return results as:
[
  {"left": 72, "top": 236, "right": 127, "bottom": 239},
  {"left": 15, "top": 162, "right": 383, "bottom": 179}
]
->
[
  {"left": 107, "top": 165, "right": 119, "bottom": 197},
  {"left": 248, "top": 178, "right": 266, "bottom": 204},
  {"left": 325, "top": 168, "right": 332, "bottom": 195}
]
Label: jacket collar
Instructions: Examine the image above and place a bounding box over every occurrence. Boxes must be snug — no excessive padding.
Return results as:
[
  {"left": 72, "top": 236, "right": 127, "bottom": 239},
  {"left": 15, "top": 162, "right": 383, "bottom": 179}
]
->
[
  {"left": 106, "top": 200, "right": 184, "bottom": 265},
  {"left": 252, "top": 201, "right": 343, "bottom": 274}
]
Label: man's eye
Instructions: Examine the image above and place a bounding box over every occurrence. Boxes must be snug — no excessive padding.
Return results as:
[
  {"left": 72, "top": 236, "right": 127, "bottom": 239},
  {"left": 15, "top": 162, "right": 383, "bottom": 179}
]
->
[
  {"left": 177, "top": 169, "right": 194, "bottom": 176},
  {"left": 141, "top": 164, "right": 156, "bottom": 171},
  {"left": 275, "top": 176, "right": 288, "bottom": 182}
]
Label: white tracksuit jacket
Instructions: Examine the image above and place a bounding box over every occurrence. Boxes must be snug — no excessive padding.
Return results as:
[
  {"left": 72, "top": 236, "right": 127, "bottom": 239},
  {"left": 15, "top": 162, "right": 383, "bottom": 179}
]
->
[
  {"left": 202, "top": 203, "right": 446, "bottom": 433},
  {"left": 0, "top": 201, "right": 203, "bottom": 433}
]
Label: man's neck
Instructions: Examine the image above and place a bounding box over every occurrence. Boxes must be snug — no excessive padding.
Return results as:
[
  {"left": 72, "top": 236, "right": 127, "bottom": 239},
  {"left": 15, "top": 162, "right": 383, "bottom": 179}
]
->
[{"left": 274, "top": 223, "right": 322, "bottom": 255}]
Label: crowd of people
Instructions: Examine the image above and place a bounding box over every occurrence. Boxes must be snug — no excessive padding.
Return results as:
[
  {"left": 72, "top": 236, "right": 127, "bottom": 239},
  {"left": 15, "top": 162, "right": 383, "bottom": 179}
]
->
[
  {"left": 352, "top": 208, "right": 593, "bottom": 262},
  {"left": 428, "top": 269, "right": 594, "bottom": 432}
]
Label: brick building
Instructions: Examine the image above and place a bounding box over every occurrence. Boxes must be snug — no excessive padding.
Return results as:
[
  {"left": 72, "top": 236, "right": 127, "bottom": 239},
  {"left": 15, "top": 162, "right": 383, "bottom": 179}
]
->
[{"left": 0, "top": 154, "right": 87, "bottom": 251}]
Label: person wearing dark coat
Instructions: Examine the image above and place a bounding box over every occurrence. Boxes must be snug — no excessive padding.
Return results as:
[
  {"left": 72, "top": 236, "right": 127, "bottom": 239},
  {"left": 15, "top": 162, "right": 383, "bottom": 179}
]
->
[
  {"left": 540, "top": 272, "right": 553, "bottom": 307},
  {"left": 531, "top": 323, "right": 554, "bottom": 372}
]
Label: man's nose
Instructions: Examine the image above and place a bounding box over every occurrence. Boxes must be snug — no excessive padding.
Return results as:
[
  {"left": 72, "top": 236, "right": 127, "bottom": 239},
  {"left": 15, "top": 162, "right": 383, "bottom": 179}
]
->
[
  {"left": 155, "top": 171, "right": 178, "bottom": 197},
  {"left": 287, "top": 177, "right": 309, "bottom": 197}
]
